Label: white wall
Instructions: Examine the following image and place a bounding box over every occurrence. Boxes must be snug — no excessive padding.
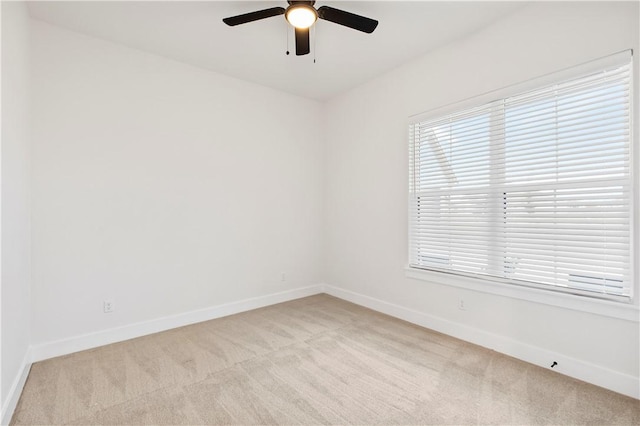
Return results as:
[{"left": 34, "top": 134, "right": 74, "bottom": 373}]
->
[
  {"left": 324, "top": 1, "right": 640, "bottom": 396},
  {"left": 1, "top": 0, "right": 32, "bottom": 418},
  {"left": 30, "top": 21, "right": 324, "bottom": 346}
]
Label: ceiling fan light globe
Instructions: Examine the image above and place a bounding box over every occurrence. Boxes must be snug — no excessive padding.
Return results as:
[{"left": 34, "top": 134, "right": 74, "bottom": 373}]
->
[{"left": 285, "top": 5, "right": 317, "bottom": 29}]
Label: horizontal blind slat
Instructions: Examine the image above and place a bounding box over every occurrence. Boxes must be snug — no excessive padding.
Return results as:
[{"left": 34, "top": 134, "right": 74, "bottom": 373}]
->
[{"left": 409, "top": 58, "right": 633, "bottom": 300}]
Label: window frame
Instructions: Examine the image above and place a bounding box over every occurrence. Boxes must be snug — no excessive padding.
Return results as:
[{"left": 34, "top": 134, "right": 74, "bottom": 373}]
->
[{"left": 407, "top": 50, "right": 638, "bottom": 317}]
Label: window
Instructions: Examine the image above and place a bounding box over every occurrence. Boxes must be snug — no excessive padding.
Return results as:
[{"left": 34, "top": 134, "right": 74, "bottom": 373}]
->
[{"left": 409, "top": 52, "right": 633, "bottom": 301}]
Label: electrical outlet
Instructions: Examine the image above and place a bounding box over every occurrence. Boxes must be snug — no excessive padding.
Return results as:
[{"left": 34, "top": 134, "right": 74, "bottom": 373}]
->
[
  {"left": 458, "top": 299, "right": 466, "bottom": 310},
  {"left": 103, "top": 300, "right": 114, "bottom": 313},
  {"left": 281, "top": 272, "right": 286, "bottom": 282}
]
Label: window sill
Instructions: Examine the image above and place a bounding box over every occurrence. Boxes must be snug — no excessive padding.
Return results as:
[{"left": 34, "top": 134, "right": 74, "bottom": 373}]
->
[{"left": 405, "top": 266, "right": 640, "bottom": 322}]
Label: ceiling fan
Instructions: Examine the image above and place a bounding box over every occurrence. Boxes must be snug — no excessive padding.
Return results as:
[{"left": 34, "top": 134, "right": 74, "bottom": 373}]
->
[{"left": 222, "top": 1, "right": 378, "bottom": 56}]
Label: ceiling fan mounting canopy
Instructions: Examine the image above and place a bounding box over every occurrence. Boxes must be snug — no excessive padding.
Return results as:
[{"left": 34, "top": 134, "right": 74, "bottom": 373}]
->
[{"left": 222, "top": 1, "right": 378, "bottom": 56}]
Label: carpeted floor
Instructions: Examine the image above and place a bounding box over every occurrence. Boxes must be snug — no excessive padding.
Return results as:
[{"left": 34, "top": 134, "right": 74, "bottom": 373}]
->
[{"left": 11, "top": 294, "right": 640, "bottom": 425}]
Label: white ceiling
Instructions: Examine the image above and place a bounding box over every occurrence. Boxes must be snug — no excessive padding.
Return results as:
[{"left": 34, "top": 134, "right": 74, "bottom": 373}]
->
[{"left": 27, "top": 1, "right": 525, "bottom": 101}]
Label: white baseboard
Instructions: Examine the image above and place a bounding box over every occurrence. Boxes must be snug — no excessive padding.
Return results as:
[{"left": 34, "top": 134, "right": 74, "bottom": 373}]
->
[
  {"left": 324, "top": 284, "right": 640, "bottom": 400},
  {"left": 21, "top": 282, "right": 639, "bottom": 407},
  {"left": 30, "top": 285, "right": 324, "bottom": 363},
  {"left": 1, "top": 348, "right": 32, "bottom": 426}
]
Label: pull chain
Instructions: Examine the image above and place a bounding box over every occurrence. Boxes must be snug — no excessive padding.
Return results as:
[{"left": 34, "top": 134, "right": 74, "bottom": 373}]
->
[
  {"left": 285, "top": 22, "right": 290, "bottom": 55},
  {"left": 313, "top": 24, "right": 317, "bottom": 63}
]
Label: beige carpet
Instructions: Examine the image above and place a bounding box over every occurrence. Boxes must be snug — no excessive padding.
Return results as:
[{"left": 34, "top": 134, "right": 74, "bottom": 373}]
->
[{"left": 11, "top": 294, "right": 640, "bottom": 425}]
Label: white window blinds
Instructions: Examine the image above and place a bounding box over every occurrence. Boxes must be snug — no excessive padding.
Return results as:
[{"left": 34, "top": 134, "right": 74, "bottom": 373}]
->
[{"left": 409, "top": 53, "right": 633, "bottom": 300}]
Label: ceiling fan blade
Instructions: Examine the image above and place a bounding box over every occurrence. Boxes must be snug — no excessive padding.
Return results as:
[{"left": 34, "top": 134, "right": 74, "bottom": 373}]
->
[
  {"left": 295, "top": 27, "right": 310, "bottom": 56},
  {"left": 317, "top": 6, "right": 378, "bottom": 33},
  {"left": 223, "top": 7, "right": 285, "bottom": 26}
]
